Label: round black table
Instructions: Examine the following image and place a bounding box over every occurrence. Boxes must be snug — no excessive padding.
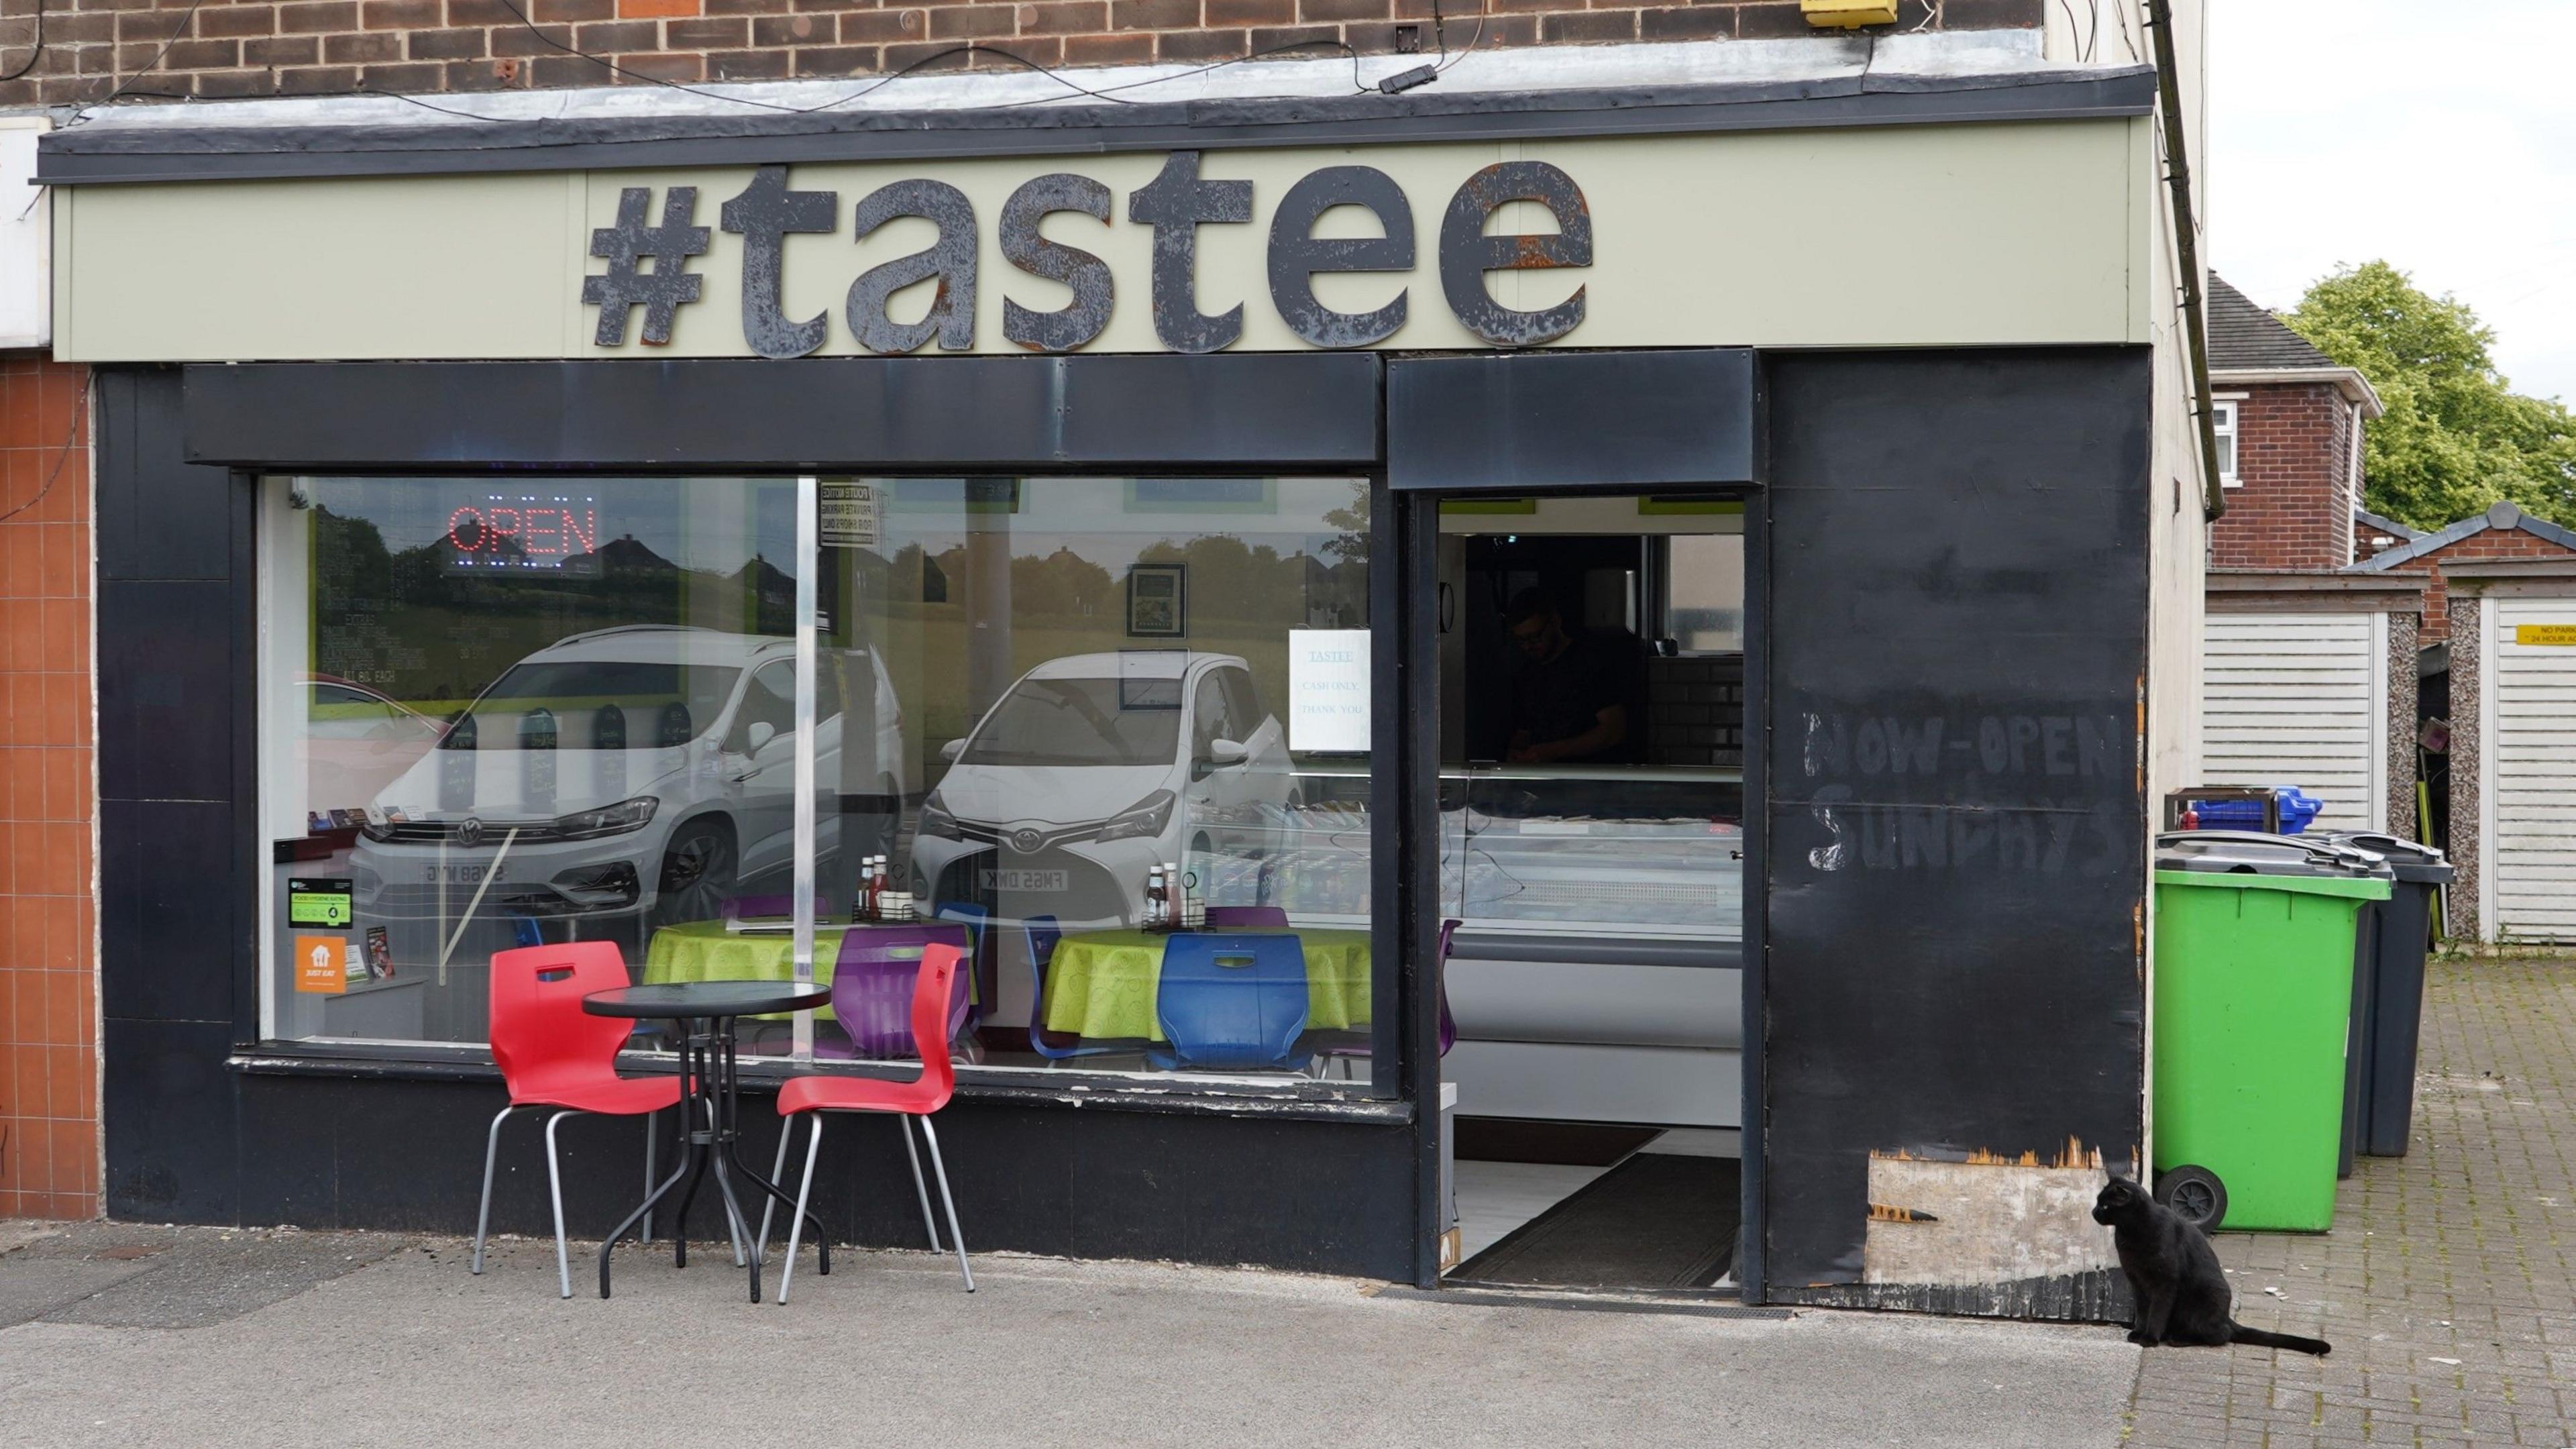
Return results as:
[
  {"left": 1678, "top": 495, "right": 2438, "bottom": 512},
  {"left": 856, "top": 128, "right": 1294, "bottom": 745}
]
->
[{"left": 584, "top": 980, "right": 833, "bottom": 1303}]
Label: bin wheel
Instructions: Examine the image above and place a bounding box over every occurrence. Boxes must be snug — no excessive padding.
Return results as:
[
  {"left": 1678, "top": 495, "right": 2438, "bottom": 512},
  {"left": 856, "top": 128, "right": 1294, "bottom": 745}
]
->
[{"left": 2153, "top": 1165, "right": 2228, "bottom": 1230}]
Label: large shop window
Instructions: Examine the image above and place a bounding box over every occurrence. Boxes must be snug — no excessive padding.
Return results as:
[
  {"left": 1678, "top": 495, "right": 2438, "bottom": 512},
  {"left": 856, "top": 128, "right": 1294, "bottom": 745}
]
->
[{"left": 259, "top": 475, "right": 1383, "bottom": 1089}]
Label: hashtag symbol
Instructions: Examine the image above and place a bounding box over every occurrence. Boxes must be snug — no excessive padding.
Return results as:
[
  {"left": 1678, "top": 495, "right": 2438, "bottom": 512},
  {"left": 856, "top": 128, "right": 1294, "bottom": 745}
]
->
[{"left": 583, "top": 186, "right": 710, "bottom": 347}]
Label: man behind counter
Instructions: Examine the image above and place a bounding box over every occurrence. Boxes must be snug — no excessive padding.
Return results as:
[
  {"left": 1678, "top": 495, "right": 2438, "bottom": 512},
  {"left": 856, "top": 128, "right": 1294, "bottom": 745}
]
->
[{"left": 1502, "top": 586, "right": 1645, "bottom": 765}]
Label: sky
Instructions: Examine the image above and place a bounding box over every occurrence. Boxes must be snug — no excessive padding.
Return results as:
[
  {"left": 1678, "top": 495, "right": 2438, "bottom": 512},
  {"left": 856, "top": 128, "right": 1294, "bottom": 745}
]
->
[{"left": 2208, "top": 1, "right": 2576, "bottom": 404}]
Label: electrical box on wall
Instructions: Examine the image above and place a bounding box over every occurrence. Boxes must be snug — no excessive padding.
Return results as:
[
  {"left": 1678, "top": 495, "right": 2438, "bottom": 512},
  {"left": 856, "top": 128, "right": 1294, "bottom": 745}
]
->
[
  {"left": 1802, "top": 0, "right": 1900, "bottom": 26},
  {"left": 0, "top": 115, "right": 50, "bottom": 349}
]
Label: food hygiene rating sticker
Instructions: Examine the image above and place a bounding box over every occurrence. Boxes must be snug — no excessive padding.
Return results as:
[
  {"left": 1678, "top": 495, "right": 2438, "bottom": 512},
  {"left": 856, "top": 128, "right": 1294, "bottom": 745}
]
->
[{"left": 288, "top": 878, "right": 354, "bottom": 928}]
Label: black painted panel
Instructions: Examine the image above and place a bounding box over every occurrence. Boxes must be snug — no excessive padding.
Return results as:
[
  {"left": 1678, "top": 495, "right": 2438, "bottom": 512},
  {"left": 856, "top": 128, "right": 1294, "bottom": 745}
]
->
[
  {"left": 1387, "top": 350, "right": 1757, "bottom": 491},
  {"left": 223, "top": 1070, "right": 1411, "bottom": 1276},
  {"left": 96, "top": 581, "right": 238, "bottom": 803},
  {"left": 98, "top": 800, "right": 242, "bottom": 1024},
  {"left": 93, "top": 368, "right": 232, "bottom": 584},
  {"left": 182, "top": 357, "right": 1383, "bottom": 471},
  {"left": 101, "top": 1018, "right": 241, "bottom": 1223},
  {"left": 1760, "top": 350, "right": 2151, "bottom": 1295}
]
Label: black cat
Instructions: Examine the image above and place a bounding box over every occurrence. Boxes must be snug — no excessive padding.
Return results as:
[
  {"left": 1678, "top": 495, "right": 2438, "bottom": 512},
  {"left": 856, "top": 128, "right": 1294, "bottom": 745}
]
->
[{"left": 2092, "top": 1175, "right": 2331, "bottom": 1356}]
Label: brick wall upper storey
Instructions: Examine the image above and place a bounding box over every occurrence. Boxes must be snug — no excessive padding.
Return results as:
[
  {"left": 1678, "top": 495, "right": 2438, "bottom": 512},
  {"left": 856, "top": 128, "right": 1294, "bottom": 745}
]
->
[
  {"left": 0, "top": 0, "right": 2045, "bottom": 107},
  {"left": 2208, "top": 381, "right": 2357, "bottom": 573}
]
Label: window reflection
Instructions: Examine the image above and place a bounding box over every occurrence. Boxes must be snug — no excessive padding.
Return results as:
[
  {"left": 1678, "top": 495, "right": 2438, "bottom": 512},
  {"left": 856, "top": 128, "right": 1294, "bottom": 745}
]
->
[{"left": 264, "top": 474, "right": 1383, "bottom": 1087}]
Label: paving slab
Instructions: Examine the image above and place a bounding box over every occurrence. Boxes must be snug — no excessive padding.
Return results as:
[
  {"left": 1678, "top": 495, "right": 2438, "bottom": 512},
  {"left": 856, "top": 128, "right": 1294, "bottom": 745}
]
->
[{"left": 2127, "top": 955, "right": 2576, "bottom": 1446}]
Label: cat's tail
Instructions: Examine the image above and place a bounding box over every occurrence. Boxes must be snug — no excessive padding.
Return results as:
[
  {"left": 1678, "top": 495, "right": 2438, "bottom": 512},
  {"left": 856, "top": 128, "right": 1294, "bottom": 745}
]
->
[{"left": 2229, "top": 1324, "right": 2331, "bottom": 1356}]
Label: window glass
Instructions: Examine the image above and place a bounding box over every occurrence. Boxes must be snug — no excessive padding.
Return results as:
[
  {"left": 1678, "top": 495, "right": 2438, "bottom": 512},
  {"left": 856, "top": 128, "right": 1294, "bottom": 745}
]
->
[
  {"left": 262, "top": 474, "right": 1381, "bottom": 1088},
  {"left": 261, "top": 476, "right": 798, "bottom": 1048},
  {"left": 2213, "top": 400, "right": 2239, "bottom": 484},
  {"left": 828, "top": 476, "right": 1377, "bottom": 1083}
]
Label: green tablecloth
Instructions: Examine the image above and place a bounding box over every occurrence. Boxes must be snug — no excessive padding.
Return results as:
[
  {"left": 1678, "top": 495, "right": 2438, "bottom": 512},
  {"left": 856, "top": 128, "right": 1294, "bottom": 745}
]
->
[
  {"left": 1043, "top": 928, "right": 1371, "bottom": 1043},
  {"left": 642, "top": 920, "right": 977, "bottom": 1020}
]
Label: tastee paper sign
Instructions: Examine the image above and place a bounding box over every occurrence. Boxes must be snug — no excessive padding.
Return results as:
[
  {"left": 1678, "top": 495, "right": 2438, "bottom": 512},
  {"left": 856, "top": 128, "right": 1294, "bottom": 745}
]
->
[
  {"left": 1288, "top": 630, "right": 1370, "bottom": 753},
  {"left": 820, "top": 482, "right": 879, "bottom": 548}
]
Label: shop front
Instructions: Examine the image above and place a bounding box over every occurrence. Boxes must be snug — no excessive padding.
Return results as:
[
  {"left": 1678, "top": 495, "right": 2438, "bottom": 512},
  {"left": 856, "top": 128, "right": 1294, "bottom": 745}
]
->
[{"left": 58, "top": 65, "right": 2192, "bottom": 1312}]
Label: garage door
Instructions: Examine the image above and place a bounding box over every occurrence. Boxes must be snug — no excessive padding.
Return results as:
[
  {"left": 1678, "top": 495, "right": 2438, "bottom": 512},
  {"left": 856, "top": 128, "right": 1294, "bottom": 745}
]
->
[
  {"left": 2490, "top": 597, "right": 2576, "bottom": 942},
  {"left": 2201, "top": 612, "right": 2383, "bottom": 833}
]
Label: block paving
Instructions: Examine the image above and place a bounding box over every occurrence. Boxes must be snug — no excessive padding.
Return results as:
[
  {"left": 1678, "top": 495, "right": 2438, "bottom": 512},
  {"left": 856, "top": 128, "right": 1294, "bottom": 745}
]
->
[{"left": 2127, "top": 954, "right": 2576, "bottom": 1447}]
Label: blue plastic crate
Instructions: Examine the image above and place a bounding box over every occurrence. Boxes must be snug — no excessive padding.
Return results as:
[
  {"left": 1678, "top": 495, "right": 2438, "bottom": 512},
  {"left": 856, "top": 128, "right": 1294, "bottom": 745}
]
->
[{"left": 2194, "top": 786, "right": 2324, "bottom": 835}]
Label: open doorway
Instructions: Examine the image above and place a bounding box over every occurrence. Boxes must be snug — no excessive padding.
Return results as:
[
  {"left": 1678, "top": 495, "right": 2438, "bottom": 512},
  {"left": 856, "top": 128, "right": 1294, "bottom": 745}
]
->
[{"left": 1432, "top": 493, "right": 1750, "bottom": 1291}]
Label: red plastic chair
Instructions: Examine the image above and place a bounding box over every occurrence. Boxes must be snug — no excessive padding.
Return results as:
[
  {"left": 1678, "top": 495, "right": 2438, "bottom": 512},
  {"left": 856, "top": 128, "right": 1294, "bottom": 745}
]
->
[
  {"left": 472, "top": 943, "right": 688, "bottom": 1299},
  {"left": 763, "top": 943, "right": 973, "bottom": 1302}
]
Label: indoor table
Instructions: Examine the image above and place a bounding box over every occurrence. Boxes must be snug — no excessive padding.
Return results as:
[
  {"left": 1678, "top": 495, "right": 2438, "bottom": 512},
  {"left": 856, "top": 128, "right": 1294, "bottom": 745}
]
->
[
  {"left": 1041, "top": 928, "right": 1372, "bottom": 1042},
  {"left": 584, "top": 979, "right": 833, "bottom": 1303}
]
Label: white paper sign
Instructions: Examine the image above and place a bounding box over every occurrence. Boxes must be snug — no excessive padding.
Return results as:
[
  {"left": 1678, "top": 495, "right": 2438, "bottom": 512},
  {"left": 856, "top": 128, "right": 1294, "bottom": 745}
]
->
[
  {"left": 1288, "top": 630, "right": 1370, "bottom": 753},
  {"left": 820, "top": 482, "right": 879, "bottom": 548}
]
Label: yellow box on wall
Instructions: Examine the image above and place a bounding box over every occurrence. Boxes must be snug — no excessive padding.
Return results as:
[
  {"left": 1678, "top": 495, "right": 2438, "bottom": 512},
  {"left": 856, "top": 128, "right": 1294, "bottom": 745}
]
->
[{"left": 1802, "top": 0, "right": 1900, "bottom": 25}]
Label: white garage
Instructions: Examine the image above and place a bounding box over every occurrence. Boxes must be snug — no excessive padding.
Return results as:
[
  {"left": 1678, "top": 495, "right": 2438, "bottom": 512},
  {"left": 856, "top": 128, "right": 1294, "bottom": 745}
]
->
[
  {"left": 2479, "top": 592, "right": 2576, "bottom": 943},
  {"left": 2200, "top": 574, "right": 2424, "bottom": 837}
]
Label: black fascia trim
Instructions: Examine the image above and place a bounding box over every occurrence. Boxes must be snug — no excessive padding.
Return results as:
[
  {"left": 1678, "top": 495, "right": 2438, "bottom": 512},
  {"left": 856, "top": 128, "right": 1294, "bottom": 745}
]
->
[
  {"left": 1388, "top": 349, "right": 1758, "bottom": 492},
  {"left": 181, "top": 356, "right": 1383, "bottom": 471},
  {"left": 39, "top": 68, "right": 2155, "bottom": 186}
]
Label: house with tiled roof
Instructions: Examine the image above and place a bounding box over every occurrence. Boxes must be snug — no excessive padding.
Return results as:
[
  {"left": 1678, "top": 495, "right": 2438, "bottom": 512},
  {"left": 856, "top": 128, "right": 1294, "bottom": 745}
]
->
[
  {"left": 2196, "top": 274, "right": 2576, "bottom": 942},
  {"left": 2198, "top": 276, "right": 2424, "bottom": 850}
]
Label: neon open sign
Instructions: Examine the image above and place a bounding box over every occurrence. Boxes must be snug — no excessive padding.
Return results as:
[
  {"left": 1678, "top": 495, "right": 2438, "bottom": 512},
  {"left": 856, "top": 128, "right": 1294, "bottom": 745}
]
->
[{"left": 443, "top": 495, "right": 604, "bottom": 576}]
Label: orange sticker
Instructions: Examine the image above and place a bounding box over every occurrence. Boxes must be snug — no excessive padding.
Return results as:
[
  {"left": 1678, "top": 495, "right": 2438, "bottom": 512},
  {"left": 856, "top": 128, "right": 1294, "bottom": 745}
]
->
[{"left": 295, "top": 935, "right": 349, "bottom": 995}]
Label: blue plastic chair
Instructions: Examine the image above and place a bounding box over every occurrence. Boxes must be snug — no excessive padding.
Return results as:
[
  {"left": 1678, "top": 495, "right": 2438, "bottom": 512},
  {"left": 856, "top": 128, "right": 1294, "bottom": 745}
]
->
[
  {"left": 933, "top": 902, "right": 992, "bottom": 1028},
  {"left": 1151, "top": 932, "right": 1311, "bottom": 1073},
  {"left": 1023, "top": 914, "right": 1129, "bottom": 1061}
]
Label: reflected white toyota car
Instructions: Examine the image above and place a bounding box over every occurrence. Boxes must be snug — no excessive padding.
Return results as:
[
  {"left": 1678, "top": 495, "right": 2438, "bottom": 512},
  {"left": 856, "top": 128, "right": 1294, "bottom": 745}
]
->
[
  {"left": 347, "top": 626, "right": 906, "bottom": 950},
  {"left": 907, "top": 651, "right": 1293, "bottom": 928}
]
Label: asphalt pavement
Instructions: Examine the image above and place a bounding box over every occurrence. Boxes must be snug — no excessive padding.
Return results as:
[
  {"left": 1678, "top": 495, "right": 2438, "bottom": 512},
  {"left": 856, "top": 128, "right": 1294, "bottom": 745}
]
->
[{"left": 0, "top": 1220, "right": 2138, "bottom": 1449}]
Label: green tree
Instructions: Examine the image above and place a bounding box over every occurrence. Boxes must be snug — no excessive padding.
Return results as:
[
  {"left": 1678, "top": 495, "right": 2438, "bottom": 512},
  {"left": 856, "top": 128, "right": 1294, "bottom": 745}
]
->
[{"left": 2282, "top": 260, "right": 2576, "bottom": 531}]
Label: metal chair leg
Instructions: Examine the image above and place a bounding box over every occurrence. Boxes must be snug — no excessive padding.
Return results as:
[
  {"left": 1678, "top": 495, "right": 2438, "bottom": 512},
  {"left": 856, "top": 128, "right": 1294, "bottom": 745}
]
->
[
  {"left": 757, "top": 1115, "right": 794, "bottom": 1262},
  {"left": 778, "top": 1116, "right": 824, "bottom": 1306},
  {"left": 472, "top": 1106, "right": 517, "bottom": 1275},
  {"left": 915, "top": 1116, "right": 973, "bottom": 1293},
  {"left": 900, "top": 1111, "right": 941, "bottom": 1252},
  {"left": 642, "top": 1110, "right": 657, "bottom": 1246},
  {"left": 544, "top": 1110, "right": 584, "bottom": 1300}
]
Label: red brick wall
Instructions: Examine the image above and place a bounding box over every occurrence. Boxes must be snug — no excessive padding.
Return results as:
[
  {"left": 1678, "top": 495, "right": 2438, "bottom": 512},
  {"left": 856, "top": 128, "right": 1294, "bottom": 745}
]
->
[
  {"left": 2413, "top": 527, "right": 2576, "bottom": 643},
  {"left": 0, "top": 0, "right": 2043, "bottom": 106},
  {"left": 2208, "top": 381, "right": 2357, "bottom": 572},
  {"left": 0, "top": 357, "right": 97, "bottom": 1223}
]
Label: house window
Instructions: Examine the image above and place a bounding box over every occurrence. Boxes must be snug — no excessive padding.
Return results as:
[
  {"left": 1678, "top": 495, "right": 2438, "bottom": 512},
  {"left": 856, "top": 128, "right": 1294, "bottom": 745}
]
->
[{"left": 2212, "top": 400, "right": 2239, "bottom": 487}]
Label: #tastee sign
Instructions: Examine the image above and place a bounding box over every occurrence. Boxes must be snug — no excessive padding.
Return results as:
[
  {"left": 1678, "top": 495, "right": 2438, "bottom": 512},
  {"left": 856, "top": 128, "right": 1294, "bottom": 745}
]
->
[{"left": 582, "top": 153, "right": 1593, "bottom": 358}]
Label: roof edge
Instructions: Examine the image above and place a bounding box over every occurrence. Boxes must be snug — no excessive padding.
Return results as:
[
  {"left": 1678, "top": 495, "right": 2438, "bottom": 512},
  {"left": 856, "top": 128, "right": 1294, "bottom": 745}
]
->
[
  {"left": 2208, "top": 365, "right": 2385, "bottom": 418},
  {"left": 34, "top": 65, "right": 2157, "bottom": 186}
]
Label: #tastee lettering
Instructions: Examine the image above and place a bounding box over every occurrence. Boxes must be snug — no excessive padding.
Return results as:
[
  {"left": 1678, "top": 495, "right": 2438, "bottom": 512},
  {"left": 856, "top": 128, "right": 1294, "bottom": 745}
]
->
[{"left": 582, "top": 154, "right": 1593, "bottom": 357}]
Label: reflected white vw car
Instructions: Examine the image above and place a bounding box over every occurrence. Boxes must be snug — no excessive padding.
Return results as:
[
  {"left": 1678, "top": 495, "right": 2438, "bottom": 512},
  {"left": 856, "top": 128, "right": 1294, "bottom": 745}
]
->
[{"left": 347, "top": 626, "right": 906, "bottom": 949}]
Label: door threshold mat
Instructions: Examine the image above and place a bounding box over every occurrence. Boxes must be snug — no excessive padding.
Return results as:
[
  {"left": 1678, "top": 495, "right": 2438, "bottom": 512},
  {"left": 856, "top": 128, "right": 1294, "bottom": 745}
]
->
[{"left": 1448, "top": 1152, "right": 1741, "bottom": 1290}]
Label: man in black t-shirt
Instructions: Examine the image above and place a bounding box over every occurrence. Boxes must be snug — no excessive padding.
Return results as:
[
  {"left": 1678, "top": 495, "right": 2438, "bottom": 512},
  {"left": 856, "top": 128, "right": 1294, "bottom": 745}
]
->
[{"left": 1502, "top": 587, "right": 1640, "bottom": 765}]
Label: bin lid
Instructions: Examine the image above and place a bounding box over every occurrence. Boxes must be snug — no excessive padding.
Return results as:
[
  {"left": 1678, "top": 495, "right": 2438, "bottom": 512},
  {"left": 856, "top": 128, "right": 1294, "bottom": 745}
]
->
[
  {"left": 2155, "top": 830, "right": 2395, "bottom": 898},
  {"left": 2320, "top": 830, "right": 2456, "bottom": 884}
]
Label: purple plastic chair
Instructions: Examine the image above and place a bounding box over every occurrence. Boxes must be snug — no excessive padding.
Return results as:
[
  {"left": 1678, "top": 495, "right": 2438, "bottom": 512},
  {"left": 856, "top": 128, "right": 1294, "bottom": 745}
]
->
[
  {"left": 816, "top": 923, "right": 974, "bottom": 1061},
  {"left": 1204, "top": 905, "right": 1291, "bottom": 929},
  {"left": 1315, "top": 918, "right": 1459, "bottom": 1074}
]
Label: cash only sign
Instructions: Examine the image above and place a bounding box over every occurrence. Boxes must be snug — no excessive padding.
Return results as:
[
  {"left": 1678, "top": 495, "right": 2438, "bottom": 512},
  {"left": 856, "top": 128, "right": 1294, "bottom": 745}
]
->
[{"left": 580, "top": 154, "right": 1594, "bottom": 357}]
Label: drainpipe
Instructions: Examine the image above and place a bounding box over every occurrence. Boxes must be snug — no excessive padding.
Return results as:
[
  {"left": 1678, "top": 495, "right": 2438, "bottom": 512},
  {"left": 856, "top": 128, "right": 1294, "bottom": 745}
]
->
[{"left": 2146, "top": 0, "right": 2225, "bottom": 522}]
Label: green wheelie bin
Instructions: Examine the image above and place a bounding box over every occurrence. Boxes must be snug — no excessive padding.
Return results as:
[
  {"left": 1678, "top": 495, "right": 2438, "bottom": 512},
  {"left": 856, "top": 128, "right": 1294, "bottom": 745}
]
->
[{"left": 2152, "top": 832, "right": 2393, "bottom": 1232}]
